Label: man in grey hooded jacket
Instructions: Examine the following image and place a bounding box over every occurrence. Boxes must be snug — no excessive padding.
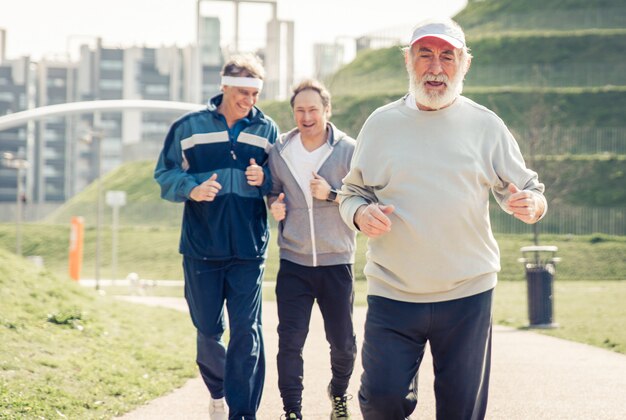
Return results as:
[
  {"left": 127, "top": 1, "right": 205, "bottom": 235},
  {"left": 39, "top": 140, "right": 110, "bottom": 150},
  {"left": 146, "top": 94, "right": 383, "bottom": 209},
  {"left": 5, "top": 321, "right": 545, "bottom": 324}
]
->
[{"left": 267, "top": 79, "right": 356, "bottom": 420}]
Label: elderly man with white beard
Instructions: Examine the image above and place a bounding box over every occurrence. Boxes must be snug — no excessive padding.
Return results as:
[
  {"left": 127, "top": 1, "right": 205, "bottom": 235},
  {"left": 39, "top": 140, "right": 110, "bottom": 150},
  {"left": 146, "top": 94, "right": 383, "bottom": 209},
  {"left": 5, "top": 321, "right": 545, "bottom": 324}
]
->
[{"left": 339, "top": 18, "right": 547, "bottom": 420}]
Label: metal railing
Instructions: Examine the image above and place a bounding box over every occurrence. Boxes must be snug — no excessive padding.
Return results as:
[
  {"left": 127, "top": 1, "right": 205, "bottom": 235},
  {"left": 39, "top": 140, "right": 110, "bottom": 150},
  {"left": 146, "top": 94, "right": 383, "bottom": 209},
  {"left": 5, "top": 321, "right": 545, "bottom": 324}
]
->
[
  {"left": 44, "top": 202, "right": 626, "bottom": 236},
  {"left": 512, "top": 126, "right": 626, "bottom": 156},
  {"left": 490, "top": 205, "right": 626, "bottom": 236}
]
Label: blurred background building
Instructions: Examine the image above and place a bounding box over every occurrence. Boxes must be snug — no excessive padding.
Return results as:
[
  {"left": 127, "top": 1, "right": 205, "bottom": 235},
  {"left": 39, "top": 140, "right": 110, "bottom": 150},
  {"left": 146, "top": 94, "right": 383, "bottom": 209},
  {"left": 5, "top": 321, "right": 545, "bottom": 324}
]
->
[{"left": 0, "top": 0, "right": 313, "bottom": 220}]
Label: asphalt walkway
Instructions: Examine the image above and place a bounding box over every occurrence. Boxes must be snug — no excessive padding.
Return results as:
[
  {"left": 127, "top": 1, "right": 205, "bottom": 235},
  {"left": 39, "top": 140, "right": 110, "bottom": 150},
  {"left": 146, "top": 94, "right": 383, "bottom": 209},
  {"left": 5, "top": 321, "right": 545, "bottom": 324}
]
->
[{"left": 115, "top": 296, "right": 626, "bottom": 420}]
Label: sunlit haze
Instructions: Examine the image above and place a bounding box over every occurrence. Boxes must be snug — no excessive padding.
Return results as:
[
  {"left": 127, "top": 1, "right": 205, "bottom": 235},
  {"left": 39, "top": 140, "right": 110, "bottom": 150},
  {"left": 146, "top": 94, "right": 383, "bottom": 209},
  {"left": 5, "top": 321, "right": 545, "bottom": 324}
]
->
[{"left": 0, "top": 0, "right": 467, "bottom": 78}]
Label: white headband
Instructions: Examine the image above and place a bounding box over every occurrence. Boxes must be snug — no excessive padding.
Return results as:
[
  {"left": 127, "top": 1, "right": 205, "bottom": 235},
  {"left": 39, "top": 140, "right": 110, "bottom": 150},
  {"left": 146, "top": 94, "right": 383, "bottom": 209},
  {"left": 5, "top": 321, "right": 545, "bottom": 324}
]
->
[{"left": 221, "top": 76, "right": 264, "bottom": 89}]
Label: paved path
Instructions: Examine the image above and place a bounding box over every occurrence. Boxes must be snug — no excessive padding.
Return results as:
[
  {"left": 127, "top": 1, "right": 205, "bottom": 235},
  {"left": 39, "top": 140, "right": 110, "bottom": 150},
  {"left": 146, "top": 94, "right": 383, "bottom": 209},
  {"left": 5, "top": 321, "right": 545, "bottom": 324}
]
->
[{"left": 115, "top": 296, "right": 626, "bottom": 420}]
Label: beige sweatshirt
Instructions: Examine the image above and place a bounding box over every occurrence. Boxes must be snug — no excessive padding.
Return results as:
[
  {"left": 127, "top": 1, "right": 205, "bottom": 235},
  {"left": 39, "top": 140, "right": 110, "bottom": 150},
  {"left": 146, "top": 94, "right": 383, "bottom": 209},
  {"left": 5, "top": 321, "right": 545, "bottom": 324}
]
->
[{"left": 340, "top": 96, "right": 546, "bottom": 303}]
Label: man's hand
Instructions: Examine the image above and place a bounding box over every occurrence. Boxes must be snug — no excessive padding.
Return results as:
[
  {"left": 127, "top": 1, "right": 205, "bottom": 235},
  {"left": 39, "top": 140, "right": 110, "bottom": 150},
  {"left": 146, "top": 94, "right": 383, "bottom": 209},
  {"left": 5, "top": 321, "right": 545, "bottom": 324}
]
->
[
  {"left": 354, "top": 203, "right": 395, "bottom": 238},
  {"left": 506, "top": 184, "right": 544, "bottom": 224},
  {"left": 246, "top": 158, "right": 264, "bottom": 186},
  {"left": 189, "top": 173, "right": 221, "bottom": 202},
  {"left": 310, "top": 172, "right": 331, "bottom": 201},
  {"left": 270, "top": 193, "right": 286, "bottom": 221}
]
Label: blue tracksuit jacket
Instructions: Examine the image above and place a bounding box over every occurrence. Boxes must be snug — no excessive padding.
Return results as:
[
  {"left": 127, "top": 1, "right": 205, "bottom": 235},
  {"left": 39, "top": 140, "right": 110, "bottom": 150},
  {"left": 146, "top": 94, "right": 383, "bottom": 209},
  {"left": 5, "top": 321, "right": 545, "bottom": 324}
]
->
[{"left": 154, "top": 94, "right": 279, "bottom": 261}]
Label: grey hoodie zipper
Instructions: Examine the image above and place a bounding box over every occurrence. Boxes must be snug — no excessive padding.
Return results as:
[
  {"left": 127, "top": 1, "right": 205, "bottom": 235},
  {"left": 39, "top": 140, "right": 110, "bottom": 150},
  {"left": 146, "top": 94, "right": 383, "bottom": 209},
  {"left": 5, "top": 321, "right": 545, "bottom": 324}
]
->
[{"left": 279, "top": 135, "right": 334, "bottom": 267}]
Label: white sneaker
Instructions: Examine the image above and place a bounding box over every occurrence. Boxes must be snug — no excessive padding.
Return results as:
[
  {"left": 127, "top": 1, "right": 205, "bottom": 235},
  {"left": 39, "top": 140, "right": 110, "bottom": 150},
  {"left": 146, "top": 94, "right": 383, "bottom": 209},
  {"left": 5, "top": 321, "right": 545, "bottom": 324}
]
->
[{"left": 209, "top": 397, "right": 228, "bottom": 420}]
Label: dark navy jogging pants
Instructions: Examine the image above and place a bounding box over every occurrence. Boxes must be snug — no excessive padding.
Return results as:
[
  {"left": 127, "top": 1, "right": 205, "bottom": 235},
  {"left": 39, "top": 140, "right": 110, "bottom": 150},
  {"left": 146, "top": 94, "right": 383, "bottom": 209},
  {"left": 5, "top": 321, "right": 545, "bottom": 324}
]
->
[
  {"left": 183, "top": 257, "right": 265, "bottom": 420},
  {"left": 359, "top": 289, "right": 493, "bottom": 420},
  {"left": 275, "top": 259, "right": 357, "bottom": 413}
]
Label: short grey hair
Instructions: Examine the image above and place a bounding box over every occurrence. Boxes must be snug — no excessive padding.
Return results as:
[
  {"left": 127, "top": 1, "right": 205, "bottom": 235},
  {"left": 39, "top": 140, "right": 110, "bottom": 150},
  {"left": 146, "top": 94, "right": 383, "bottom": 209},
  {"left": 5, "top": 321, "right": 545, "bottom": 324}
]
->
[{"left": 221, "top": 53, "right": 266, "bottom": 80}]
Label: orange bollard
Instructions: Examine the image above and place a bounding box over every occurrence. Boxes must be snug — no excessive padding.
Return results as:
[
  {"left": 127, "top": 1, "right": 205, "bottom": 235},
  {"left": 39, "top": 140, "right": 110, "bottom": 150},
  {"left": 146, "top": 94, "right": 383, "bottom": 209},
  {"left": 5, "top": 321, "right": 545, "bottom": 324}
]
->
[{"left": 69, "top": 216, "right": 84, "bottom": 281}]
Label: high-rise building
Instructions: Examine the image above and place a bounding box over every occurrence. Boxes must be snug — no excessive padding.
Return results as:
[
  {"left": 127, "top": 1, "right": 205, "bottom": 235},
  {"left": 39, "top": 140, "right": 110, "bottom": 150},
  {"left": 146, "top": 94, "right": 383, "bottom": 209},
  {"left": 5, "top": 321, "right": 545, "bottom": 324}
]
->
[
  {"left": 0, "top": 28, "right": 6, "bottom": 64},
  {"left": 200, "top": 17, "right": 223, "bottom": 67},
  {"left": 123, "top": 46, "right": 192, "bottom": 161},
  {"left": 199, "top": 16, "right": 224, "bottom": 103},
  {"left": 34, "top": 59, "right": 76, "bottom": 203},
  {"left": 0, "top": 56, "right": 32, "bottom": 204},
  {"left": 313, "top": 43, "right": 345, "bottom": 81},
  {"left": 264, "top": 18, "right": 294, "bottom": 99},
  {"left": 0, "top": 9, "right": 292, "bottom": 219}
]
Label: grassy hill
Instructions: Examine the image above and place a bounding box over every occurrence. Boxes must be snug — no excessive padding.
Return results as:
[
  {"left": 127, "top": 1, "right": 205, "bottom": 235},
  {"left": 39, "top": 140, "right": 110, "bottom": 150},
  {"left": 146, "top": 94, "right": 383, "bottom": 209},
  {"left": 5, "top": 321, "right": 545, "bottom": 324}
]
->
[
  {"left": 319, "top": 0, "right": 626, "bottom": 116},
  {"left": 46, "top": 160, "right": 182, "bottom": 227},
  {"left": 46, "top": 0, "right": 626, "bottom": 232},
  {"left": 43, "top": 152, "right": 626, "bottom": 233},
  {"left": 264, "top": 87, "right": 626, "bottom": 139},
  {"left": 0, "top": 248, "right": 196, "bottom": 419},
  {"left": 263, "top": 0, "right": 626, "bottom": 216},
  {"left": 456, "top": 0, "right": 626, "bottom": 33},
  {"left": 326, "top": 32, "right": 626, "bottom": 94}
]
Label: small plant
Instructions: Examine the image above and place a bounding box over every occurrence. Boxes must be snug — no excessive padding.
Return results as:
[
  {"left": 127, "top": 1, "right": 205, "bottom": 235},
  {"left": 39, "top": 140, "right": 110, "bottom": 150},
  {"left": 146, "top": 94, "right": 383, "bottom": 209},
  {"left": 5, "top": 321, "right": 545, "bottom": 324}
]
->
[
  {"left": 589, "top": 234, "right": 607, "bottom": 244},
  {"left": 47, "top": 307, "right": 84, "bottom": 330},
  {"left": 2, "top": 318, "right": 19, "bottom": 330}
]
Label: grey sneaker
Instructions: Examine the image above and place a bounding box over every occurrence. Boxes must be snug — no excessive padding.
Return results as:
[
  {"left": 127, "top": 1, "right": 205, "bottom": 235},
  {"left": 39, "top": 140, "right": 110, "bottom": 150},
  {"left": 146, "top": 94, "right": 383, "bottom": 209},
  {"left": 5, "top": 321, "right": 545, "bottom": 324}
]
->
[
  {"left": 209, "top": 397, "right": 227, "bottom": 420},
  {"left": 328, "top": 384, "right": 351, "bottom": 420}
]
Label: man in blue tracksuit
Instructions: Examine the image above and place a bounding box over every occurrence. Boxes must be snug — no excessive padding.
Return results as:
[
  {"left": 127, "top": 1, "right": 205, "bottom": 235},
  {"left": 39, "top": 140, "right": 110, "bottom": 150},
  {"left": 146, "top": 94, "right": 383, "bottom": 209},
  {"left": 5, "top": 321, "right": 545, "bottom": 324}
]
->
[
  {"left": 267, "top": 79, "right": 357, "bottom": 420},
  {"left": 154, "top": 54, "right": 278, "bottom": 420}
]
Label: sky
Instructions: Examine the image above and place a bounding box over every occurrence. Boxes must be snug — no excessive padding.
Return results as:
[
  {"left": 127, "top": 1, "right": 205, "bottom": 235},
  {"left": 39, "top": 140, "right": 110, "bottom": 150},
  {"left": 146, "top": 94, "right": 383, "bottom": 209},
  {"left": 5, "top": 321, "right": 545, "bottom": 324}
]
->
[{"left": 0, "top": 0, "right": 467, "bottom": 78}]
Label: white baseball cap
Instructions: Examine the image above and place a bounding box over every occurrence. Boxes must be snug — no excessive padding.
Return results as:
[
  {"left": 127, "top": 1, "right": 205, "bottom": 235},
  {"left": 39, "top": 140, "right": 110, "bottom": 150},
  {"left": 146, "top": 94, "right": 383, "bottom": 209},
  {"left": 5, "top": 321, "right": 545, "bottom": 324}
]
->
[{"left": 409, "top": 19, "right": 466, "bottom": 49}]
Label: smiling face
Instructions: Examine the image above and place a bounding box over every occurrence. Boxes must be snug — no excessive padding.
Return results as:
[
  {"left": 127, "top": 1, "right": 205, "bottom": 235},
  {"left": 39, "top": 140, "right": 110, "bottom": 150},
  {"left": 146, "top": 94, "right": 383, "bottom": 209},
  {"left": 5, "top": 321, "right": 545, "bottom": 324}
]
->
[
  {"left": 220, "top": 85, "right": 260, "bottom": 124},
  {"left": 406, "top": 36, "right": 469, "bottom": 111},
  {"left": 292, "top": 89, "right": 330, "bottom": 142}
]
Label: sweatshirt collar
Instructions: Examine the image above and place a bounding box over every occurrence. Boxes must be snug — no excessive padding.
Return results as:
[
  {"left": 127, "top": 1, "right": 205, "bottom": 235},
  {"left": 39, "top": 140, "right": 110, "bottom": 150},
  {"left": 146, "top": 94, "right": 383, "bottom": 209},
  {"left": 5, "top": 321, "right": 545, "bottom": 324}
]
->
[{"left": 405, "top": 93, "right": 419, "bottom": 110}]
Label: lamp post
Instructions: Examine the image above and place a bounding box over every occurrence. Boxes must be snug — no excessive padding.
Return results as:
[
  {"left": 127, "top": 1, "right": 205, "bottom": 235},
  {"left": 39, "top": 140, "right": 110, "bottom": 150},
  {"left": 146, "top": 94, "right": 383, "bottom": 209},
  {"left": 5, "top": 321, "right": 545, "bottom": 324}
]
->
[
  {"left": 2, "top": 151, "right": 29, "bottom": 256},
  {"left": 80, "top": 129, "right": 104, "bottom": 291},
  {"left": 105, "top": 190, "right": 126, "bottom": 281}
]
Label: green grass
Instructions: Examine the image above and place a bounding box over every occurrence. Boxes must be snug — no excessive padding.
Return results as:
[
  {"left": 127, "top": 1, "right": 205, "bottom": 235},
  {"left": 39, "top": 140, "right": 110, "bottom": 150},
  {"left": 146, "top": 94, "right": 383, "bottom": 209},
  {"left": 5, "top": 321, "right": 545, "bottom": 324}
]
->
[
  {"left": 494, "top": 280, "right": 626, "bottom": 353},
  {"left": 1, "top": 225, "right": 624, "bottom": 418},
  {"left": 39, "top": 153, "right": 626, "bottom": 242},
  {"left": 455, "top": 0, "right": 625, "bottom": 33},
  {"left": 102, "top": 278, "right": 626, "bottom": 356},
  {"left": 109, "top": 275, "right": 626, "bottom": 356},
  {"left": 46, "top": 160, "right": 183, "bottom": 227},
  {"left": 466, "top": 31, "right": 626, "bottom": 66},
  {"left": 0, "top": 223, "right": 184, "bottom": 281},
  {"left": 0, "top": 248, "right": 196, "bottom": 419},
  {"left": 1, "top": 223, "right": 625, "bottom": 282}
]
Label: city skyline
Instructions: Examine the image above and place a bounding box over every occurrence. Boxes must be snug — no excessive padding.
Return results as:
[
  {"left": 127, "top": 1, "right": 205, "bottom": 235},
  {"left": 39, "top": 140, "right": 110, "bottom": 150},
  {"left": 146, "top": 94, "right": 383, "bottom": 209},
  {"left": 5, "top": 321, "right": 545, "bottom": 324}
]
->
[{"left": 0, "top": 0, "right": 467, "bottom": 78}]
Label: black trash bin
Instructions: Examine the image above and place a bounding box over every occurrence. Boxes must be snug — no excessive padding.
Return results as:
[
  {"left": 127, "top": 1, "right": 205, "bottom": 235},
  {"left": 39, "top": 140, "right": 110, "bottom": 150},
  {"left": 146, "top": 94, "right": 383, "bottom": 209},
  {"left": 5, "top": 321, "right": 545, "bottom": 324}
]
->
[{"left": 518, "top": 246, "right": 561, "bottom": 328}]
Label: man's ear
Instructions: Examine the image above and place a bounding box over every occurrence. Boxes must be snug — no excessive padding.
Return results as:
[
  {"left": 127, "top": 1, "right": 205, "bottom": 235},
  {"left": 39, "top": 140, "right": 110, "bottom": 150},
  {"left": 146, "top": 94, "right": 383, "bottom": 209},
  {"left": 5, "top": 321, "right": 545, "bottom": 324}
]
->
[{"left": 326, "top": 104, "right": 332, "bottom": 119}]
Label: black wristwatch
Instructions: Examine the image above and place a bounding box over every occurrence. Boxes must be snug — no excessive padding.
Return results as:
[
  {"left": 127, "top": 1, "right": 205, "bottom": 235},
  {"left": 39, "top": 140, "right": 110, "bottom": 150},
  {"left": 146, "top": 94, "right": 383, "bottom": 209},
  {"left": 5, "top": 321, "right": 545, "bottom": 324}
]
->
[{"left": 326, "top": 189, "right": 338, "bottom": 202}]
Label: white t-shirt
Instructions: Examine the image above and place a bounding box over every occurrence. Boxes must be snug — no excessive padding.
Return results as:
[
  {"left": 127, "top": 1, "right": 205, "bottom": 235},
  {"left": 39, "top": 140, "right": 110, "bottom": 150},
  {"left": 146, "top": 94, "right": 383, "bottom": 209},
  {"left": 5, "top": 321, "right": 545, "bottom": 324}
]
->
[{"left": 283, "top": 133, "right": 331, "bottom": 207}]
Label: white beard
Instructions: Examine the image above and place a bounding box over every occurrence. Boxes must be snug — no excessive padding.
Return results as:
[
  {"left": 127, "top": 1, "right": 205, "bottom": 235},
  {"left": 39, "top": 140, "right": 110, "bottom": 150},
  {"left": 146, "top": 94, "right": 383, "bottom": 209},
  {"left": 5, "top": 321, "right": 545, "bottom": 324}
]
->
[{"left": 407, "top": 63, "right": 465, "bottom": 110}]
